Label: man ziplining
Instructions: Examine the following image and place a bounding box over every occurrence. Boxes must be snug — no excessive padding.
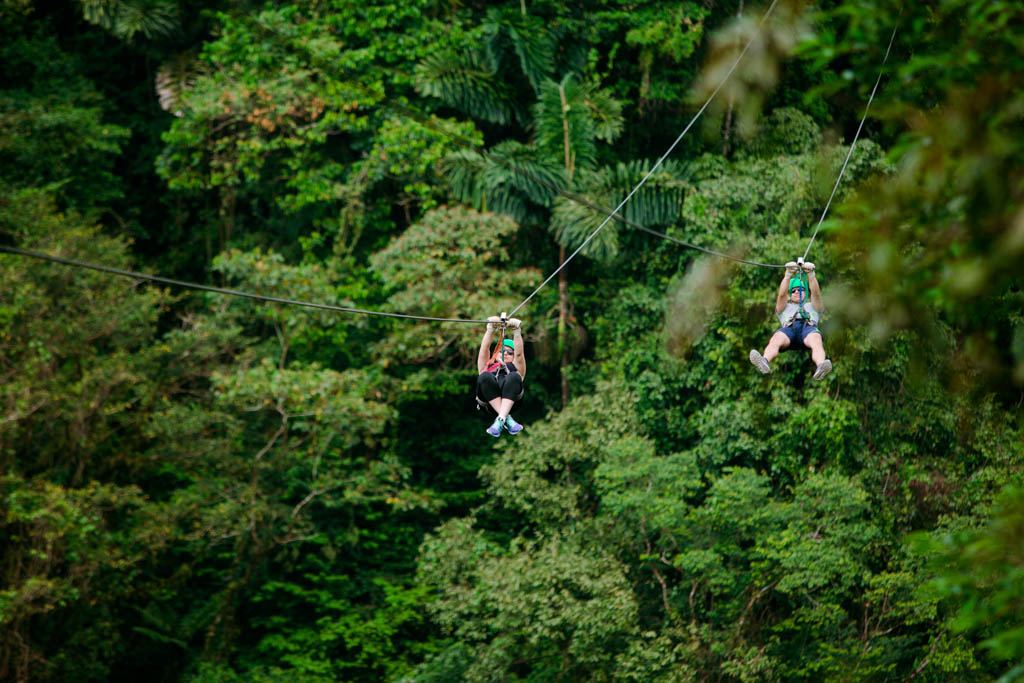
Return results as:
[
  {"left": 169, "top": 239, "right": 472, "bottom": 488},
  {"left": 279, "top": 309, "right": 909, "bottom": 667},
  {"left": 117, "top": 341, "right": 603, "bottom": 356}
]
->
[{"left": 749, "top": 260, "right": 833, "bottom": 381}]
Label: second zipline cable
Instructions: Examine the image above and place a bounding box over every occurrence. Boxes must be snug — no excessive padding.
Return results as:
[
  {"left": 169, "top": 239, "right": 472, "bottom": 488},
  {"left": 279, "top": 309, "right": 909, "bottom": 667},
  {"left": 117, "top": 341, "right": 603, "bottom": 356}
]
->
[
  {"left": 802, "top": 20, "right": 899, "bottom": 261},
  {"left": 508, "top": 0, "right": 781, "bottom": 317}
]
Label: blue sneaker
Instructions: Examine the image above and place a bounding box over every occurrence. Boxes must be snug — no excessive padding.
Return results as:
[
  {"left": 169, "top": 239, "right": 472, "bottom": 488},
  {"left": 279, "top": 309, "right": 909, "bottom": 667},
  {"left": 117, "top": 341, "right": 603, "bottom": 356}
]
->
[
  {"left": 486, "top": 417, "right": 504, "bottom": 437},
  {"left": 503, "top": 415, "right": 523, "bottom": 435}
]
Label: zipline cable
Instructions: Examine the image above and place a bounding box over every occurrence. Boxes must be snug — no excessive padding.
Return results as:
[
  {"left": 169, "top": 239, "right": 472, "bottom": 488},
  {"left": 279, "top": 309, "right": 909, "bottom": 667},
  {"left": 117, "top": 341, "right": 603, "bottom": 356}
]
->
[
  {"left": 627, "top": 223, "right": 786, "bottom": 268},
  {"left": 802, "top": 21, "right": 899, "bottom": 261},
  {"left": 509, "top": 0, "right": 781, "bottom": 317},
  {"left": 0, "top": 245, "right": 490, "bottom": 324}
]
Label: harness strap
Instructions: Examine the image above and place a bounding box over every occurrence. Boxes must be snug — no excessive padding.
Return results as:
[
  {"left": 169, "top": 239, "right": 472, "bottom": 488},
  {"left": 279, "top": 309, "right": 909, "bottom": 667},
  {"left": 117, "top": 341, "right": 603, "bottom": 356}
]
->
[{"left": 796, "top": 269, "right": 810, "bottom": 321}]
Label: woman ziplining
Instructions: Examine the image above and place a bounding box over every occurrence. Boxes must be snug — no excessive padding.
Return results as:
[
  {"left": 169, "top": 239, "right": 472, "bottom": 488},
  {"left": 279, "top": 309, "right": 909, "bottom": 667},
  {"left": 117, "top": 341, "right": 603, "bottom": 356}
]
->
[
  {"left": 749, "top": 259, "right": 832, "bottom": 380},
  {"left": 476, "top": 315, "right": 526, "bottom": 437}
]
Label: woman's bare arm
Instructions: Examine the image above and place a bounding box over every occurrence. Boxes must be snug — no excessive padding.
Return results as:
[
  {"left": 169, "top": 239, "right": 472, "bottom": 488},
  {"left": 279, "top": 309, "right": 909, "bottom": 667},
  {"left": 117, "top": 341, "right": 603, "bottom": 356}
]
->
[
  {"left": 509, "top": 318, "right": 526, "bottom": 380},
  {"left": 478, "top": 317, "right": 500, "bottom": 373},
  {"left": 513, "top": 330, "right": 526, "bottom": 380}
]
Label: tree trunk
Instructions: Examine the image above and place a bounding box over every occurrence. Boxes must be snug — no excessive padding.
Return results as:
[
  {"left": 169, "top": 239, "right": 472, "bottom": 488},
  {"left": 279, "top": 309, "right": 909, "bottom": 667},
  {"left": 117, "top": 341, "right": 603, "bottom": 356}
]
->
[
  {"left": 722, "top": 0, "right": 743, "bottom": 157},
  {"left": 557, "top": 83, "right": 574, "bottom": 409},
  {"left": 558, "top": 245, "right": 569, "bottom": 409}
]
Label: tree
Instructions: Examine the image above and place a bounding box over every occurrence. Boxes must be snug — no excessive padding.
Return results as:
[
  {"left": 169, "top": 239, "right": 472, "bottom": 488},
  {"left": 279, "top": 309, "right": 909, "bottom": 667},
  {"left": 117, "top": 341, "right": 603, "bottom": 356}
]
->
[{"left": 418, "top": 13, "right": 697, "bottom": 406}]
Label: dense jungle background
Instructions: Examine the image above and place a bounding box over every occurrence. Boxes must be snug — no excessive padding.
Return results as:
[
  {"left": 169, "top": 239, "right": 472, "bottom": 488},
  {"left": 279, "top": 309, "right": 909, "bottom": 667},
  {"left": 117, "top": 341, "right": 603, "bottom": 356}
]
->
[{"left": 2, "top": 0, "right": 1023, "bottom": 680}]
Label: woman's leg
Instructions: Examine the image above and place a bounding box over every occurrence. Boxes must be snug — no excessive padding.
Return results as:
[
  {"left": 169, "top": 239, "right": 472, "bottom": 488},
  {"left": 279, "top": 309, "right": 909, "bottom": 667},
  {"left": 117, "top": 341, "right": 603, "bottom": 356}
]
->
[
  {"left": 763, "top": 331, "right": 792, "bottom": 362},
  {"left": 477, "top": 373, "right": 503, "bottom": 413},
  {"left": 497, "top": 372, "right": 523, "bottom": 419},
  {"left": 497, "top": 398, "right": 515, "bottom": 418}
]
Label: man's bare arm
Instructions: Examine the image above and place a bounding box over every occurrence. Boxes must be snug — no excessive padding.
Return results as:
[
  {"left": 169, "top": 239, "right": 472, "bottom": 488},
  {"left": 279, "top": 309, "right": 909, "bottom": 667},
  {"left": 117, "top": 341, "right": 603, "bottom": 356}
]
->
[
  {"left": 806, "top": 263, "right": 824, "bottom": 312},
  {"left": 776, "top": 265, "right": 795, "bottom": 314}
]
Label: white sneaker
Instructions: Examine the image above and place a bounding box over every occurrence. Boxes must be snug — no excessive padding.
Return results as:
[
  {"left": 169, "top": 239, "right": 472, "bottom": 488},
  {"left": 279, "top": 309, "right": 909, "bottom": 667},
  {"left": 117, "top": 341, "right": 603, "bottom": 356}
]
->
[
  {"left": 749, "top": 349, "right": 770, "bottom": 374},
  {"left": 813, "top": 359, "right": 832, "bottom": 381}
]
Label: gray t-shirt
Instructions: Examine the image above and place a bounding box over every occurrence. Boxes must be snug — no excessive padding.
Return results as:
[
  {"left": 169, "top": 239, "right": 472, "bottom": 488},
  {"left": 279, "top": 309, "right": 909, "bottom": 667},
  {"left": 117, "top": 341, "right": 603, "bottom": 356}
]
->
[{"left": 777, "top": 301, "right": 821, "bottom": 327}]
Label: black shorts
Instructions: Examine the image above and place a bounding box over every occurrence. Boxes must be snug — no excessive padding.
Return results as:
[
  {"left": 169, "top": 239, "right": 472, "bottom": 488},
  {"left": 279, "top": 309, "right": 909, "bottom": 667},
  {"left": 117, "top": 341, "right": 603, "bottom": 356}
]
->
[{"left": 476, "top": 371, "right": 524, "bottom": 414}]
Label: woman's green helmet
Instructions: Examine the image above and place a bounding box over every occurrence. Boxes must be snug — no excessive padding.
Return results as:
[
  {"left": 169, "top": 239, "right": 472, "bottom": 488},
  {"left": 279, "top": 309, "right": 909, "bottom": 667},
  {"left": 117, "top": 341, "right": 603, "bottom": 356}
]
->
[{"left": 502, "top": 339, "right": 515, "bottom": 350}]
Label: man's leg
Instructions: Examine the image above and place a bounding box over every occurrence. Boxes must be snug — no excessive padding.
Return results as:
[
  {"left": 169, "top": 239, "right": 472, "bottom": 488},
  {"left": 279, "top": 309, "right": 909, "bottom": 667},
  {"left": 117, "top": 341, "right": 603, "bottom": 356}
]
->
[
  {"left": 804, "top": 332, "right": 826, "bottom": 366},
  {"left": 763, "top": 331, "right": 792, "bottom": 362},
  {"left": 750, "top": 331, "right": 790, "bottom": 374},
  {"left": 805, "top": 331, "right": 832, "bottom": 380}
]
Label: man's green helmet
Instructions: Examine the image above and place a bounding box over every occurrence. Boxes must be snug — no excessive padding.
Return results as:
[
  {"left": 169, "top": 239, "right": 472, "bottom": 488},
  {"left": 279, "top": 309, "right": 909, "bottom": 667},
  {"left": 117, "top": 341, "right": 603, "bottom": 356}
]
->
[{"left": 789, "top": 276, "right": 806, "bottom": 292}]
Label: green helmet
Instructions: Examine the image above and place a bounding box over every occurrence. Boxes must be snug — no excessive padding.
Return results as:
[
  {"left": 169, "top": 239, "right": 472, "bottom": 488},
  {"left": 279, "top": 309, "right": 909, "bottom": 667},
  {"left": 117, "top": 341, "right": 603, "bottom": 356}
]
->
[
  {"left": 789, "top": 276, "right": 806, "bottom": 292},
  {"left": 502, "top": 339, "right": 515, "bottom": 351}
]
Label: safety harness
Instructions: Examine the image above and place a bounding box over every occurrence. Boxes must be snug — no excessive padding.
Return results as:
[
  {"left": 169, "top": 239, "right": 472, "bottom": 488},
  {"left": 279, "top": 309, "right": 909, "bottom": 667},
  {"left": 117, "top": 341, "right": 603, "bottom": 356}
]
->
[{"left": 476, "top": 313, "right": 524, "bottom": 413}]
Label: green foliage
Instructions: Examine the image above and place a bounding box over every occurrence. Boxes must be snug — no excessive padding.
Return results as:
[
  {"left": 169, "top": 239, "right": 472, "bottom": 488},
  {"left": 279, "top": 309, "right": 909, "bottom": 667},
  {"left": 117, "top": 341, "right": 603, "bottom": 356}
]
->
[
  {"left": 625, "top": 2, "right": 708, "bottom": 63},
  {"left": 744, "top": 106, "right": 823, "bottom": 157},
  {"left": 77, "top": 0, "right": 180, "bottom": 42},
  {"left": 415, "top": 49, "right": 515, "bottom": 125},
  {"left": 0, "top": 15, "right": 130, "bottom": 211},
  {"left": 247, "top": 576, "right": 436, "bottom": 680},
  {"left": 479, "top": 383, "right": 643, "bottom": 525},
  {"left": 4, "top": 1, "right": 1024, "bottom": 681},
  {"left": 0, "top": 474, "right": 146, "bottom": 681},
  {"left": 532, "top": 74, "right": 623, "bottom": 170},
  {"left": 442, "top": 140, "right": 565, "bottom": 223},
  {"left": 418, "top": 519, "right": 640, "bottom": 681},
  {"left": 368, "top": 205, "right": 541, "bottom": 363},
  {"left": 157, "top": 0, "right": 467, "bottom": 256},
  {"left": 914, "top": 484, "right": 1024, "bottom": 669},
  {"left": 551, "top": 159, "right": 690, "bottom": 262}
]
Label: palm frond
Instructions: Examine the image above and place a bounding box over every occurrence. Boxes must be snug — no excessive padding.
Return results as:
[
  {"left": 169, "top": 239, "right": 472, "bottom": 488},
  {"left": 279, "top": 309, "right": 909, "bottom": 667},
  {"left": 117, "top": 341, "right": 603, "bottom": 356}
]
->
[
  {"left": 480, "top": 7, "right": 557, "bottom": 94},
  {"left": 532, "top": 77, "right": 593, "bottom": 170},
  {"left": 549, "top": 160, "right": 690, "bottom": 262},
  {"left": 579, "top": 83, "right": 624, "bottom": 143},
  {"left": 532, "top": 75, "right": 624, "bottom": 172},
  {"left": 155, "top": 51, "right": 200, "bottom": 117},
  {"left": 78, "top": 0, "right": 179, "bottom": 41},
  {"left": 605, "top": 159, "right": 691, "bottom": 227},
  {"left": 442, "top": 140, "right": 565, "bottom": 221},
  {"left": 414, "top": 51, "right": 513, "bottom": 125},
  {"left": 506, "top": 21, "right": 556, "bottom": 93},
  {"left": 481, "top": 185, "right": 529, "bottom": 223},
  {"left": 550, "top": 197, "right": 621, "bottom": 262},
  {"left": 441, "top": 148, "right": 488, "bottom": 207},
  {"left": 440, "top": 152, "right": 529, "bottom": 221},
  {"left": 485, "top": 140, "right": 566, "bottom": 207}
]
